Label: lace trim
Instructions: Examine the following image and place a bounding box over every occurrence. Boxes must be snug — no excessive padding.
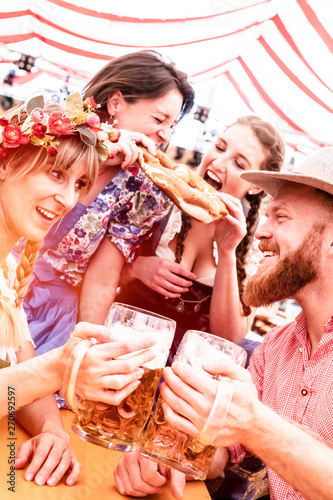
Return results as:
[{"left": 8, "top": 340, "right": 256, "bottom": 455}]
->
[{"left": 157, "top": 206, "right": 182, "bottom": 252}]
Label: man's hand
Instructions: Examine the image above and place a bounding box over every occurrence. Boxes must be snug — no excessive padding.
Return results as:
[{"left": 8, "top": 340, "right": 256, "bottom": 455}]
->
[
  {"left": 161, "top": 357, "right": 261, "bottom": 449},
  {"left": 114, "top": 451, "right": 186, "bottom": 499}
]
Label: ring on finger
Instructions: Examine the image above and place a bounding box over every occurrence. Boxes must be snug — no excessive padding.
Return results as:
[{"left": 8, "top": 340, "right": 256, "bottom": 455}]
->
[{"left": 131, "top": 139, "right": 136, "bottom": 145}]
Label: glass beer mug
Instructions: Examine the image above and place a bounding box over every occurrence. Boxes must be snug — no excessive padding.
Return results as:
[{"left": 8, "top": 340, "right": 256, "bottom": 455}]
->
[
  {"left": 65, "top": 303, "right": 176, "bottom": 452},
  {"left": 139, "top": 330, "right": 247, "bottom": 479}
]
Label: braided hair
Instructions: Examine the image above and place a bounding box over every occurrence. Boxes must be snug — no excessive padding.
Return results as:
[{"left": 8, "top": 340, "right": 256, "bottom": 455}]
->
[
  {"left": 175, "top": 115, "right": 285, "bottom": 315},
  {"left": 14, "top": 240, "right": 43, "bottom": 308},
  {"left": 175, "top": 212, "right": 192, "bottom": 264},
  {"left": 0, "top": 240, "right": 43, "bottom": 352},
  {"left": 233, "top": 116, "right": 285, "bottom": 315},
  {"left": 236, "top": 193, "right": 265, "bottom": 315}
]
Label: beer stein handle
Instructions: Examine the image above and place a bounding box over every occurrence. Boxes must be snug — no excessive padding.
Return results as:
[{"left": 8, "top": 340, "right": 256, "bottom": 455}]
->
[
  {"left": 198, "top": 377, "right": 233, "bottom": 446},
  {"left": 63, "top": 337, "right": 98, "bottom": 411}
]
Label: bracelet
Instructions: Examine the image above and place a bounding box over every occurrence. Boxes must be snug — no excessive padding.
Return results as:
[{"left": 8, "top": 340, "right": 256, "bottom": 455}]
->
[{"left": 63, "top": 338, "right": 98, "bottom": 411}]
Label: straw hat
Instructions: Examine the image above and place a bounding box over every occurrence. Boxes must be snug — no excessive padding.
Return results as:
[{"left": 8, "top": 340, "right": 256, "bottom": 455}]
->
[{"left": 241, "top": 147, "right": 333, "bottom": 198}]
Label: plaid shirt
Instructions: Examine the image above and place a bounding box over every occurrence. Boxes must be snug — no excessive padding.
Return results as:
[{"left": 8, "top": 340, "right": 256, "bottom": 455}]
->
[{"left": 229, "top": 310, "right": 333, "bottom": 500}]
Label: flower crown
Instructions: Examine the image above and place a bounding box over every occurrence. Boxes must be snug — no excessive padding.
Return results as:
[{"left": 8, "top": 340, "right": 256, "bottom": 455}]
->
[{"left": 0, "top": 92, "right": 120, "bottom": 164}]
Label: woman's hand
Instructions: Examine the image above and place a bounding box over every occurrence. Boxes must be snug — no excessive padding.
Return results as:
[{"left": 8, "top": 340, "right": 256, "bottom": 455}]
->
[
  {"left": 105, "top": 130, "right": 157, "bottom": 170},
  {"left": 214, "top": 194, "right": 247, "bottom": 256},
  {"left": 61, "top": 322, "right": 157, "bottom": 406},
  {"left": 127, "top": 256, "right": 197, "bottom": 298},
  {"left": 114, "top": 451, "right": 186, "bottom": 499},
  {"left": 15, "top": 429, "right": 80, "bottom": 486}
]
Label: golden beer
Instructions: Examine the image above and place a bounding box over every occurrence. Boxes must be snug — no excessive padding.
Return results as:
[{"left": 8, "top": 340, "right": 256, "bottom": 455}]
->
[
  {"left": 69, "top": 303, "right": 175, "bottom": 451},
  {"left": 141, "top": 398, "right": 217, "bottom": 480},
  {"left": 140, "top": 330, "right": 247, "bottom": 479},
  {"left": 73, "top": 367, "right": 163, "bottom": 451}
]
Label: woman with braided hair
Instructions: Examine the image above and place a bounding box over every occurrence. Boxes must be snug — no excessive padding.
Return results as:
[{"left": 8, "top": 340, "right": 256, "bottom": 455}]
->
[
  {"left": 117, "top": 115, "right": 285, "bottom": 359},
  {"left": 0, "top": 96, "right": 157, "bottom": 487},
  {"left": 0, "top": 93, "right": 99, "bottom": 366}
]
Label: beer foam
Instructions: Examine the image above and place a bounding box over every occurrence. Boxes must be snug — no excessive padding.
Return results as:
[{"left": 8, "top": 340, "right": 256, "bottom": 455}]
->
[
  {"left": 109, "top": 323, "right": 174, "bottom": 369},
  {"left": 175, "top": 331, "right": 240, "bottom": 367}
]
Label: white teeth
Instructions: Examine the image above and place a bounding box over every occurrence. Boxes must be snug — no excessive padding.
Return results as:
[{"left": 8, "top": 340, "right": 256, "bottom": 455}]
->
[
  {"left": 207, "top": 170, "right": 221, "bottom": 183},
  {"left": 37, "top": 207, "right": 56, "bottom": 220},
  {"left": 263, "top": 251, "right": 276, "bottom": 257}
]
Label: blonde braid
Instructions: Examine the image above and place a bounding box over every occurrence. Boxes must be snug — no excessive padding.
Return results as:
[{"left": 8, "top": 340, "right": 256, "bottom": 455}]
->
[
  {"left": 14, "top": 239, "right": 43, "bottom": 308},
  {"left": 0, "top": 240, "right": 42, "bottom": 352}
]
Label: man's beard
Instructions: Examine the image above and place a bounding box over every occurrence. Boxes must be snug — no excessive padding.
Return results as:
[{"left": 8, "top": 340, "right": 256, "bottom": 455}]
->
[{"left": 243, "top": 226, "right": 324, "bottom": 308}]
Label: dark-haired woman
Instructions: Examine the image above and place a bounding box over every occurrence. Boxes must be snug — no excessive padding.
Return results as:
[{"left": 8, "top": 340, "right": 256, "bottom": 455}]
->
[
  {"left": 16, "top": 50, "right": 195, "bottom": 355},
  {"left": 117, "top": 115, "right": 285, "bottom": 358}
]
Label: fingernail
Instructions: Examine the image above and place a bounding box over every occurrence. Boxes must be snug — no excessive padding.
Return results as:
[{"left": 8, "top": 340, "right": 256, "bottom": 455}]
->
[
  {"left": 204, "top": 361, "right": 214, "bottom": 370},
  {"left": 66, "top": 478, "right": 75, "bottom": 486},
  {"left": 36, "top": 475, "right": 45, "bottom": 485},
  {"left": 176, "top": 487, "right": 184, "bottom": 499},
  {"left": 48, "top": 477, "right": 57, "bottom": 486},
  {"left": 26, "top": 473, "right": 34, "bottom": 482},
  {"left": 136, "top": 368, "right": 144, "bottom": 378}
]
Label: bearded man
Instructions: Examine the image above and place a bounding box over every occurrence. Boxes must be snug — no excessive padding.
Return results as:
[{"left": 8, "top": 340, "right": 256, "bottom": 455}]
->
[{"left": 113, "top": 147, "right": 333, "bottom": 500}]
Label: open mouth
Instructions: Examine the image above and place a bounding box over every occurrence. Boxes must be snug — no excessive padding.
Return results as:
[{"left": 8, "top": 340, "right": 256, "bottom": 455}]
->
[
  {"left": 262, "top": 251, "right": 277, "bottom": 258},
  {"left": 36, "top": 207, "right": 56, "bottom": 221},
  {"left": 259, "top": 242, "right": 280, "bottom": 259},
  {"left": 204, "top": 170, "right": 222, "bottom": 191}
]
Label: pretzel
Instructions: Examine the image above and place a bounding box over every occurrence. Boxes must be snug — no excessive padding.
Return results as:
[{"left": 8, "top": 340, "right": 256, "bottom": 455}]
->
[{"left": 137, "top": 147, "right": 228, "bottom": 223}]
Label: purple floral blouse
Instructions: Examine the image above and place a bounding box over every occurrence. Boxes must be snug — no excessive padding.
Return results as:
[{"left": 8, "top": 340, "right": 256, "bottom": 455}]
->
[{"left": 40, "top": 164, "right": 171, "bottom": 286}]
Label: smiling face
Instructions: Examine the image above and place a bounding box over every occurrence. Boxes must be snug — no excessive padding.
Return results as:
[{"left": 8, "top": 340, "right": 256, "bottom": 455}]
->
[
  {"left": 243, "top": 184, "right": 332, "bottom": 307},
  {"left": 197, "top": 124, "right": 266, "bottom": 199},
  {"left": 107, "top": 89, "right": 183, "bottom": 145},
  {"left": 0, "top": 161, "right": 89, "bottom": 248}
]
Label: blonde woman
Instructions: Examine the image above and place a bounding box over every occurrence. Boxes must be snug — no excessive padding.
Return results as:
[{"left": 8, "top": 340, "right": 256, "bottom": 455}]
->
[{"left": 0, "top": 95, "right": 156, "bottom": 487}]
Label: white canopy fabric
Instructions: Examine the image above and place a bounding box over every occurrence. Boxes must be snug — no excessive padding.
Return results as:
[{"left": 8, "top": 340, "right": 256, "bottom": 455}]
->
[{"left": 0, "top": 0, "right": 332, "bottom": 159}]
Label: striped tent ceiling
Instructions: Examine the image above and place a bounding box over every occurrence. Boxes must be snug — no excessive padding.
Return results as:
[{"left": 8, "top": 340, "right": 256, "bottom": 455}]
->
[{"left": 0, "top": 0, "right": 332, "bottom": 157}]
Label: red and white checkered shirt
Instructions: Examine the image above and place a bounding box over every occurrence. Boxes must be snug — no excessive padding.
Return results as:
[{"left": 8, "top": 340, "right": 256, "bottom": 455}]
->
[{"left": 229, "top": 310, "right": 333, "bottom": 500}]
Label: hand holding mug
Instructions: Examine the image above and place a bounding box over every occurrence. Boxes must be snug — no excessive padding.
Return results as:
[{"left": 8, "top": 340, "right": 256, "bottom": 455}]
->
[
  {"left": 139, "top": 330, "right": 246, "bottom": 479},
  {"left": 64, "top": 305, "right": 175, "bottom": 451}
]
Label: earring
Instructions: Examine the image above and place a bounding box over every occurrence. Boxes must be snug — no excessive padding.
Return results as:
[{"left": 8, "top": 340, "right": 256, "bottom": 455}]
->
[{"left": 248, "top": 190, "right": 253, "bottom": 195}]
